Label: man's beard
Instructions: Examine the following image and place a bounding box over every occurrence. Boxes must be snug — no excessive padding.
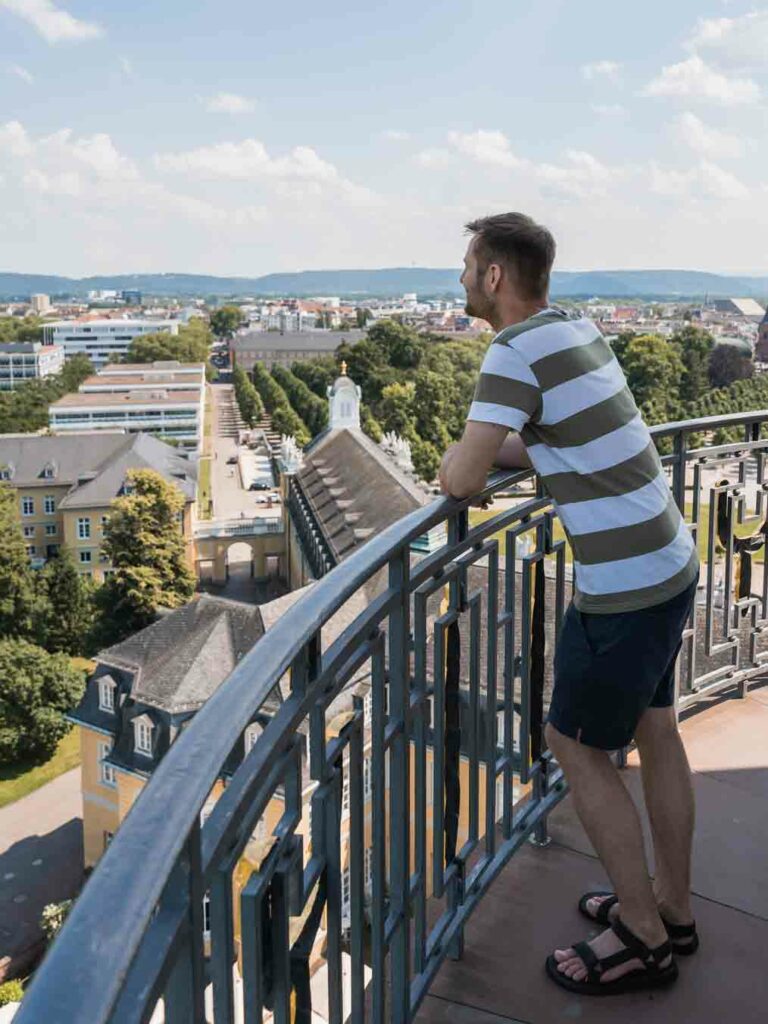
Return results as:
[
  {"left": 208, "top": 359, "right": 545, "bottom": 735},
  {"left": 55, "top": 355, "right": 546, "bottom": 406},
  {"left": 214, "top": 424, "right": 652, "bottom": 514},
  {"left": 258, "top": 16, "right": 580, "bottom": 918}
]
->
[{"left": 464, "top": 289, "right": 492, "bottom": 322}]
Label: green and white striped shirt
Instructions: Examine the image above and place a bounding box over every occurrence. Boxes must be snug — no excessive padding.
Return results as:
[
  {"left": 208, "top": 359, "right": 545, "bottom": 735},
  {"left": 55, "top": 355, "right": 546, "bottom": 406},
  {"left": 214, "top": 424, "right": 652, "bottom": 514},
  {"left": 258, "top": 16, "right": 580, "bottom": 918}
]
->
[{"left": 468, "top": 308, "right": 699, "bottom": 613}]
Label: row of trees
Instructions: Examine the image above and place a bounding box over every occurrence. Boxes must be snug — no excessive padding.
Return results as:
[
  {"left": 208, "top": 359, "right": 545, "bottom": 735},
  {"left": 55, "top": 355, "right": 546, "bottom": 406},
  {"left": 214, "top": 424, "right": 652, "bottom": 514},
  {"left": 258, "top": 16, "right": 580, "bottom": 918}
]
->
[
  {"left": 250, "top": 363, "right": 311, "bottom": 446},
  {"left": 0, "top": 471, "right": 196, "bottom": 765},
  {"left": 232, "top": 366, "right": 265, "bottom": 427},
  {"left": 271, "top": 365, "right": 328, "bottom": 436}
]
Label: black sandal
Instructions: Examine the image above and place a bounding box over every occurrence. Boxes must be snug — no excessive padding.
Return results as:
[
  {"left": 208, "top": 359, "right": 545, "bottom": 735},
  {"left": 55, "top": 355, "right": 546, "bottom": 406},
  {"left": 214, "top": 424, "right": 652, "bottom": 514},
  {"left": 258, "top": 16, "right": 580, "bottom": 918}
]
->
[
  {"left": 578, "top": 890, "right": 699, "bottom": 955},
  {"left": 545, "top": 916, "right": 678, "bottom": 997}
]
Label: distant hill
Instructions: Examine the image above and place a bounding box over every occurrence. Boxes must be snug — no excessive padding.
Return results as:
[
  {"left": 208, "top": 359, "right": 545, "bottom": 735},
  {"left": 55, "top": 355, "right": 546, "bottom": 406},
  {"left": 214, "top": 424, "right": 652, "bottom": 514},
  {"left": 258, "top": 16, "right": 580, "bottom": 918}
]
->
[{"left": 1, "top": 268, "right": 767, "bottom": 301}]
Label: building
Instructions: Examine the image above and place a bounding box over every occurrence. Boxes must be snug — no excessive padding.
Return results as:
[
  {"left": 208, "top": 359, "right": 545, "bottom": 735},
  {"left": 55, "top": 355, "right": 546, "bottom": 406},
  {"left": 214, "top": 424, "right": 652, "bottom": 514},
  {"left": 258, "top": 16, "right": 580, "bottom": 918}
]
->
[
  {"left": 49, "top": 389, "right": 204, "bottom": 451},
  {"left": 0, "top": 341, "right": 64, "bottom": 391},
  {"left": 755, "top": 310, "right": 768, "bottom": 364},
  {"left": 99, "top": 360, "right": 203, "bottom": 379},
  {"left": 78, "top": 362, "right": 205, "bottom": 395},
  {"left": 30, "top": 293, "right": 51, "bottom": 314},
  {"left": 0, "top": 432, "right": 197, "bottom": 577},
  {"left": 42, "top": 318, "right": 179, "bottom": 368},
  {"left": 713, "top": 298, "right": 767, "bottom": 323},
  {"left": 231, "top": 329, "right": 363, "bottom": 371}
]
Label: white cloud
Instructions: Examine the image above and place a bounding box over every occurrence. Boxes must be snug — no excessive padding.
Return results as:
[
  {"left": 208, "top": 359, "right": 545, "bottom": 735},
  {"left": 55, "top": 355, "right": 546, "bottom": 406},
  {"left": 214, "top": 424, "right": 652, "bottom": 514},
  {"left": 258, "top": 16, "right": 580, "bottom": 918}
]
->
[
  {"left": 687, "top": 11, "right": 768, "bottom": 70},
  {"left": 643, "top": 55, "right": 760, "bottom": 105},
  {"left": 7, "top": 62, "right": 34, "bottom": 83},
  {"left": 446, "top": 129, "right": 525, "bottom": 169},
  {"left": 674, "top": 112, "right": 745, "bottom": 159},
  {"left": 380, "top": 129, "right": 410, "bottom": 141},
  {"left": 591, "top": 103, "right": 626, "bottom": 117},
  {"left": 203, "top": 92, "right": 256, "bottom": 114},
  {"left": 649, "top": 159, "right": 749, "bottom": 201},
  {"left": 0, "top": 0, "right": 103, "bottom": 43},
  {"left": 119, "top": 56, "right": 133, "bottom": 78},
  {"left": 582, "top": 60, "right": 621, "bottom": 80},
  {"left": 537, "top": 150, "right": 622, "bottom": 199},
  {"left": 153, "top": 137, "right": 376, "bottom": 205}
]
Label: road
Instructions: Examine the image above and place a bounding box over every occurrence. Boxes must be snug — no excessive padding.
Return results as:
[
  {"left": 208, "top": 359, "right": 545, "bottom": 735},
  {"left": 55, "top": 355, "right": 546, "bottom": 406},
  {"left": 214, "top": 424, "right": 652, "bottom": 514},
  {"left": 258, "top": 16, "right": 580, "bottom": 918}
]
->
[
  {"left": 0, "top": 768, "right": 83, "bottom": 978},
  {"left": 209, "top": 383, "right": 278, "bottom": 521}
]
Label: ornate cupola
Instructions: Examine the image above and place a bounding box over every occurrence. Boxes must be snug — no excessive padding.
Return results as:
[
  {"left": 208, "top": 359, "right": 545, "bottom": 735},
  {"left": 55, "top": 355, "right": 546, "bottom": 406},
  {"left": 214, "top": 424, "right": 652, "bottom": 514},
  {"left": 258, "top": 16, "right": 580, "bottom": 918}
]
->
[{"left": 327, "top": 361, "right": 361, "bottom": 430}]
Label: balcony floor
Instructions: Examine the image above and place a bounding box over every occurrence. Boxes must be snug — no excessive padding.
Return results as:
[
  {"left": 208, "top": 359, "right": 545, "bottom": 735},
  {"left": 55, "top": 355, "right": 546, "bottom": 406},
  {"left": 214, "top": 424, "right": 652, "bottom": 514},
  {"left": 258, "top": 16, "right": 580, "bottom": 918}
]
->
[{"left": 418, "top": 683, "right": 768, "bottom": 1024}]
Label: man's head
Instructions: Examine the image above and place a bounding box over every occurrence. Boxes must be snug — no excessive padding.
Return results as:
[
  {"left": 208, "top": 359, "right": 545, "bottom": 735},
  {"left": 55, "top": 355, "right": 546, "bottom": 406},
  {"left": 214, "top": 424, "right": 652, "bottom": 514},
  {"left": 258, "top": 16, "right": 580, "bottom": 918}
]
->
[{"left": 461, "top": 213, "right": 556, "bottom": 326}]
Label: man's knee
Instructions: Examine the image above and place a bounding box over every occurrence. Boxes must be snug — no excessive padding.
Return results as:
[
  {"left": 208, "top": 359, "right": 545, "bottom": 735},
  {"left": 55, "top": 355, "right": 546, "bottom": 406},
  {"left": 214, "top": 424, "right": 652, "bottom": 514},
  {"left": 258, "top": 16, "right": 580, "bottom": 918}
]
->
[{"left": 635, "top": 706, "right": 679, "bottom": 747}]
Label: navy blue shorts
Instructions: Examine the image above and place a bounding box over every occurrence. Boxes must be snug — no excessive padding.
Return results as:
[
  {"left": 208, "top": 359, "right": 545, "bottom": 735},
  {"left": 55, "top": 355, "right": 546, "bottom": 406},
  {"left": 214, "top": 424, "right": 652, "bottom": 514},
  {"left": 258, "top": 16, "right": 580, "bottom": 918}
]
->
[{"left": 547, "top": 578, "right": 697, "bottom": 751}]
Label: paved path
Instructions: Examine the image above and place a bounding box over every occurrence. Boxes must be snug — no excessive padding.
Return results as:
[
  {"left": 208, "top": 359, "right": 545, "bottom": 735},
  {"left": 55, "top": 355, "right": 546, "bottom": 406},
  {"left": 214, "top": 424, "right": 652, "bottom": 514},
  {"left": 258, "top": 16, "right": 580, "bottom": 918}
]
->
[{"left": 0, "top": 769, "right": 83, "bottom": 978}]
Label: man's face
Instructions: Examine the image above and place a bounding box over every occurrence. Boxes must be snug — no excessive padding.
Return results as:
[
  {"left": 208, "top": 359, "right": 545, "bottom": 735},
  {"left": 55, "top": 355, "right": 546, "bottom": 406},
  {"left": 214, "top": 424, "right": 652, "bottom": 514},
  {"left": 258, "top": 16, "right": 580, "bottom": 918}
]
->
[{"left": 460, "top": 238, "right": 494, "bottom": 322}]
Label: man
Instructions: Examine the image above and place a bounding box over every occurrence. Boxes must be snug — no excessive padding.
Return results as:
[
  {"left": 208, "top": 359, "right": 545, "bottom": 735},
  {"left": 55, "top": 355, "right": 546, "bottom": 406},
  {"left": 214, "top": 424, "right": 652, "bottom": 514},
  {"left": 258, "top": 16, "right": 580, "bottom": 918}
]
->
[{"left": 440, "top": 213, "right": 699, "bottom": 996}]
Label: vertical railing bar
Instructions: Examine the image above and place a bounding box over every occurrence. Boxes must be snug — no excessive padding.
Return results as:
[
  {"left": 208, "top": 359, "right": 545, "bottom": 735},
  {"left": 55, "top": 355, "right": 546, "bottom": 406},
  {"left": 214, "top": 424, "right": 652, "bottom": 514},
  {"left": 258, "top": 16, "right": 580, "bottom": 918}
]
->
[
  {"left": 241, "top": 868, "right": 268, "bottom": 1024},
  {"left": 412, "top": 593, "right": 428, "bottom": 978},
  {"left": 210, "top": 862, "right": 236, "bottom": 1024},
  {"left": 325, "top": 764, "right": 343, "bottom": 1024},
  {"left": 163, "top": 819, "right": 206, "bottom": 1024},
  {"left": 270, "top": 863, "right": 292, "bottom": 1024},
  {"left": 502, "top": 531, "right": 516, "bottom": 841},
  {"left": 468, "top": 596, "right": 480, "bottom": 844},
  {"left": 387, "top": 548, "right": 411, "bottom": 1024},
  {"left": 484, "top": 544, "right": 499, "bottom": 857},
  {"left": 370, "top": 638, "right": 387, "bottom": 1024},
  {"left": 431, "top": 617, "right": 446, "bottom": 899},
  {"left": 519, "top": 555, "right": 533, "bottom": 786},
  {"left": 349, "top": 705, "right": 366, "bottom": 1023}
]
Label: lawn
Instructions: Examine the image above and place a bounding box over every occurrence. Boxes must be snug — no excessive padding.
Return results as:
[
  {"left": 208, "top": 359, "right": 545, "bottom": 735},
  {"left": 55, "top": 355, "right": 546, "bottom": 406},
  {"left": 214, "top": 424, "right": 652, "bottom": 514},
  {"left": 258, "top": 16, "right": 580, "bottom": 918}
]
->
[
  {"left": 470, "top": 507, "right": 572, "bottom": 561},
  {"left": 0, "top": 729, "right": 81, "bottom": 810},
  {"left": 198, "top": 457, "right": 212, "bottom": 520}
]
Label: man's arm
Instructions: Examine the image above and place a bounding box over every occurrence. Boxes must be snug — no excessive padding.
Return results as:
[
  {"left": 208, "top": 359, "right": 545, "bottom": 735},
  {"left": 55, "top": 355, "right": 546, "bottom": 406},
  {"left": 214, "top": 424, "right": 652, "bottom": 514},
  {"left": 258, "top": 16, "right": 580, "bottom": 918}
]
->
[{"left": 439, "top": 421, "right": 530, "bottom": 499}]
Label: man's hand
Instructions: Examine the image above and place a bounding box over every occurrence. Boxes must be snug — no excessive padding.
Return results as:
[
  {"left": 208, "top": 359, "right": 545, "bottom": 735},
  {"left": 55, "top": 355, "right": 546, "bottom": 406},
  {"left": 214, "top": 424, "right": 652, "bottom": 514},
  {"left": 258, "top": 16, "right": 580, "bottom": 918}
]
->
[{"left": 439, "top": 422, "right": 510, "bottom": 499}]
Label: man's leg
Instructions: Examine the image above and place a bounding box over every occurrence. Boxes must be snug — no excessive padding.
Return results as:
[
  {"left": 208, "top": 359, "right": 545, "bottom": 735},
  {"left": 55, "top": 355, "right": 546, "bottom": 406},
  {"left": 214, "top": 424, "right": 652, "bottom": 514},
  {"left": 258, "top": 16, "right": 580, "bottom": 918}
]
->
[
  {"left": 545, "top": 722, "right": 669, "bottom": 983},
  {"left": 635, "top": 706, "right": 695, "bottom": 927}
]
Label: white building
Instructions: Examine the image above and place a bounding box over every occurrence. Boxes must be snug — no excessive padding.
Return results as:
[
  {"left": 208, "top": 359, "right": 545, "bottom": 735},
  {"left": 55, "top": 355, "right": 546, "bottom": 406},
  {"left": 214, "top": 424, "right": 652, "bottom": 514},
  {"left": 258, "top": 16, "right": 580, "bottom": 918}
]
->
[
  {"left": 42, "top": 318, "right": 179, "bottom": 368},
  {"left": 30, "top": 293, "right": 51, "bottom": 314},
  {"left": 49, "top": 389, "right": 203, "bottom": 450},
  {"left": 0, "top": 341, "right": 65, "bottom": 391}
]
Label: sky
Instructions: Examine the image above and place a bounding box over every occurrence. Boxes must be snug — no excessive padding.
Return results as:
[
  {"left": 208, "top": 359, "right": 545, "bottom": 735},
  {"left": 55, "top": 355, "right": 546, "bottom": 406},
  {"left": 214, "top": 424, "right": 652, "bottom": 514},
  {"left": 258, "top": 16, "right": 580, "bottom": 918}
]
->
[{"left": 1, "top": 0, "right": 768, "bottom": 278}]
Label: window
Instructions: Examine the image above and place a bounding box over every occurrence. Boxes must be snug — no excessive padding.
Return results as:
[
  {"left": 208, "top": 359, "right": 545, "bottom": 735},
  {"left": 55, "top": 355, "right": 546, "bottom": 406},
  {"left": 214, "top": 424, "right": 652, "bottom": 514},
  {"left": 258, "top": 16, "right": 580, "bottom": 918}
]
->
[
  {"left": 0, "top": 467, "right": 11, "bottom": 481},
  {"left": 100, "top": 515, "right": 109, "bottom": 528},
  {"left": 22, "top": 497, "right": 34, "bottom": 516},
  {"left": 341, "top": 864, "right": 351, "bottom": 924},
  {"left": 45, "top": 524, "right": 57, "bottom": 536},
  {"left": 245, "top": 722, "right": 261, "bottom": 752},
  {"left": 42, "top": 465, "right": 55, "bottom": 479},
  {"left": 23, "top": 526, "right": 35, "bottom": 538},
  {"left": 341, "top": 771, "right": 350, "bottom": 820},
  {"left": 79, "top": 550, "right": 92, "bottom": 564},
  {"left": 363, "top": 755, "right": 372, "bottom": 801},
  {"left": 364, "top": 846, "right": 373, "bottom": 895},
  {"left": 77, "top": 517, "right": 91, "bottom": 539},
  {"left": 103, "top": 830, "right": 114, "bottom": 850},
  {"left": 99, "top": 741, "right": 116, "bottom": 787},
  {"left": 26, "top": 545, "right": 36, "bottom": 556},
  {"left": 98, "top": 677, "right": 116, "bottom": 713},
  {"left": 44, "top": 496, "right": 56, "bottom": 514},
  {"left": 364, "top": 691, "right": 372, "bottom": 728},
  {"left": 134, "top": 718, "right": 153, "bottom": 756}
]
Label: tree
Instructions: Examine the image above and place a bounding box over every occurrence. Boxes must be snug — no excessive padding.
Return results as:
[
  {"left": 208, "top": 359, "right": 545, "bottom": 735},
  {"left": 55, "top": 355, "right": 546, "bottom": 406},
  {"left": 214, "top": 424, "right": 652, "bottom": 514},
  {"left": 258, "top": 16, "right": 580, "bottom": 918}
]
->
[
  {"left": 410, "top": 437, "right": 441, "bottom": 483},
  {"left": 670, "top": 325, "right": 715, "bottom": 404},
  {"left": 36, "top": 549, "right": 94, "bottom": 655},
  {"left": 0, "top": 354, "right": 93, "bottom": 435},
  {"left": 271, "top": 365, "right": 328, "bottom": 435},
  {"left": 233, "top": 366, "right": 265, "bottom": 427},
  {"left": 709, "top": 344, "right": 754, "bottom": 389},
  {"left": 291, "top": 358, "right": 337, "bottom": 398},
  {"left": 367, "top": 320, "right": 424, "bottom": 370},
  {"left": 413, "top": 370, "right": 453, "bottom": 450},
  {"left": 98, "top": 469, "right": 196, "bottom": 642},
  {"left": 378, "top": 382, "right": 416, "bottom": 439},
  {"left": 270, "top": 404, "right": 311, "bottom": 447},
  {"left": 0, "top": 639, "right": 85, "bottom": 764},
  {"left": 360, "top": 404, "right": 383, "bottom": 442},
  {"left": 127, "top": 321, "right": 211, "bottom": 365},
  {"left": 0, "top": 484, "right": 37, "bottom": 639},
  {"left": 622, "top": 334, "right": 684, "bottom": 420},
  {"left": 210, "top": 305, "right": 242, "bottom": 339},
  {"left": 59, "top": 353, "right": 94, "bottom": 392}
]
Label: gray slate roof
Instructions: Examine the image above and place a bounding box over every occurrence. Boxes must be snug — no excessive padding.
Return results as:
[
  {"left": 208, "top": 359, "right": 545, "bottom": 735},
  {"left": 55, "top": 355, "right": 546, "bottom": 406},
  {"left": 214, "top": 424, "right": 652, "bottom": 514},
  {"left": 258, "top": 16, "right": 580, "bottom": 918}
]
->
[
  {"left": 98, "top": 595, "right": 266, "bottom": 713},
  {"left": 296, "top": 428, "right": 428, "bottom": 562},
  {"left": 232, "top": 330, "right": 364, "bottom": 354},
  {"left": 0, "top": 431, "right": 196, "bottom": 505}
]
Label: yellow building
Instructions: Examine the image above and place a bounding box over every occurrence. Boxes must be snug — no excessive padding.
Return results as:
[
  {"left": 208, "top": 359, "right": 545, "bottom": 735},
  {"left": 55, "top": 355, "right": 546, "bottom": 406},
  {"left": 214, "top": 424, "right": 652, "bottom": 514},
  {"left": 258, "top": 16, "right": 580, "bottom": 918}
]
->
[{"left": 0, "top": 431, "right": 197, "bottom": 580}]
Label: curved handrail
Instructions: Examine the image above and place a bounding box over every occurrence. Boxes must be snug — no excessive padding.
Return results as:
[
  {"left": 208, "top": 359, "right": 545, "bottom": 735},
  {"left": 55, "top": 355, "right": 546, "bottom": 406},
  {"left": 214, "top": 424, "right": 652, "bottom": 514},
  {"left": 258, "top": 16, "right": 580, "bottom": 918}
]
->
[{"left": 17, "top": 409, "right": 768, "bottom": 1022}]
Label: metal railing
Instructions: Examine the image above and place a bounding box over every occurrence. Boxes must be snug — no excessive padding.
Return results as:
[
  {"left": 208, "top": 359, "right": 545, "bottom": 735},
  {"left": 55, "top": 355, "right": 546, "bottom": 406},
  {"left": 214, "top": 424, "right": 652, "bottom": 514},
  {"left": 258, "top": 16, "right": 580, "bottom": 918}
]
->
[
  {"left": 17, "top": 410, "right": 768, "bottom": 1024},
  {"left": 195, "top": 517, "right": 283, "bottom": 539}
]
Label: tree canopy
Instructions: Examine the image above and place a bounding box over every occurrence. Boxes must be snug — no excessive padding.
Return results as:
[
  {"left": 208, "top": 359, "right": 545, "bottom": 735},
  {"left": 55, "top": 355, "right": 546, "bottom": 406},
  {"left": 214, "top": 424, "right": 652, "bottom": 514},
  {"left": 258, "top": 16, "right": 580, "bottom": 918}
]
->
[
  {"left": 209, "top": 305, "right": 242, "bottom": 339},
  {"left": 0, "top": 353, "right": 93, "bottom": 434},
  {"left": 0, "top": 484, "right": 38, "bottom": 638},
  {"left": 126, "top": 319, "right": 211, "bottom": 365}
]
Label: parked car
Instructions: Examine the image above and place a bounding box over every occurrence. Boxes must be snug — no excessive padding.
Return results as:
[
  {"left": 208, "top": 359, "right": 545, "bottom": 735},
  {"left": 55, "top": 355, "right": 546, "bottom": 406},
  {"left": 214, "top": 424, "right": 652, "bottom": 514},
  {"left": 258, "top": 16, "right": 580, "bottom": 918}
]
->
[
  {"left": 249, "top": 480, "right": 271, "bottom": 491},
  {"left": 226, "top": 455, "right": 239, "bottom": 465}
]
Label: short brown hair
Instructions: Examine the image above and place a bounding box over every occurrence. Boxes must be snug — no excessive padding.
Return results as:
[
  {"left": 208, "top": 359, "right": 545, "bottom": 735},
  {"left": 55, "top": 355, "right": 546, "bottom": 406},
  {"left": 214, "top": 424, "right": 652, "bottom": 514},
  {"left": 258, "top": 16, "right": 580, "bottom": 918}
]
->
[{"left": 465, "top": 212, "right": 556, "bottom": 300}]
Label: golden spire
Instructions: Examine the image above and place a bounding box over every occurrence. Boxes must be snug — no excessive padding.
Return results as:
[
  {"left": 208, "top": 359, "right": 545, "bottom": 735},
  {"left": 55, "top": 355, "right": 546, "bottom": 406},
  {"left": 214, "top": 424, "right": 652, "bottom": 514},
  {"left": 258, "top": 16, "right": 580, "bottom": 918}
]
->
[{"left": 341, "top": 360, "right": 348, "bottom": 375}]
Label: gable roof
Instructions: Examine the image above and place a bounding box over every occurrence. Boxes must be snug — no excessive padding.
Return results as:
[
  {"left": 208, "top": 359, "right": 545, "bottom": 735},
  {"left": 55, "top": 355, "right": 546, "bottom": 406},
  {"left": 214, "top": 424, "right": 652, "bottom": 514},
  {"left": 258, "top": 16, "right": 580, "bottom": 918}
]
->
[
  {"left": 295, "top": 428, "right": 428, "bottom": 563},
  {"left": 0, "top": 432, "right": 128, "bottom": 486}
]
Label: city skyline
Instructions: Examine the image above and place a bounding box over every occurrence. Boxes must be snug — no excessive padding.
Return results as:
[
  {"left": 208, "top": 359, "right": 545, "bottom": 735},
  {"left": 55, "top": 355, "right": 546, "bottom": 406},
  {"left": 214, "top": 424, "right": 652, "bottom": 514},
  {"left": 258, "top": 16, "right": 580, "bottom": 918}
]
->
[{"left": 1, "top": 1, "right": 767, "bottom": 277}]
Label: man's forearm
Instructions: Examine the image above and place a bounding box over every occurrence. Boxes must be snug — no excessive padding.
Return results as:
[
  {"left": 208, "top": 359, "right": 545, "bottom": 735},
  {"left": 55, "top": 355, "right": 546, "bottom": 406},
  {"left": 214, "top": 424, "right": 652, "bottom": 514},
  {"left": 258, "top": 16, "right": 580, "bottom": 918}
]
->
[{"left": 494, "top": 432, "right": 531, "bottom": 470}]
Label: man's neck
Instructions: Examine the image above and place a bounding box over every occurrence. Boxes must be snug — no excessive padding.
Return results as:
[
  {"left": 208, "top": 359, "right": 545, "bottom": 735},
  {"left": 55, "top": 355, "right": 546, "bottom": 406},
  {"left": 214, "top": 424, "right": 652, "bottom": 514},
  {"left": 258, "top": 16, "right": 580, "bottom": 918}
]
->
[{"left": 488, "top": 297, "right": 550, "bottom": 333}]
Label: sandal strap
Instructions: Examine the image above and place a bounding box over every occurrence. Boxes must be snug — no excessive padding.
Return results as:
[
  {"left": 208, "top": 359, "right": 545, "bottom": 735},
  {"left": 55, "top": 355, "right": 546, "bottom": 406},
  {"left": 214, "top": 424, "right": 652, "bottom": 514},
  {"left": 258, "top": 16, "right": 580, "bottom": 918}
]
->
[
  {"left": 594, "top": 894, "right": 619, "bottom": 925},
  {"left": 612, "top": 917, "right": 672, "bottom": 970},
  {"left": 571, "top": 940, "right": 602, "bottom": 983},
  {"left": 662, "top": 916, "right": 696, "bottom": 939}
]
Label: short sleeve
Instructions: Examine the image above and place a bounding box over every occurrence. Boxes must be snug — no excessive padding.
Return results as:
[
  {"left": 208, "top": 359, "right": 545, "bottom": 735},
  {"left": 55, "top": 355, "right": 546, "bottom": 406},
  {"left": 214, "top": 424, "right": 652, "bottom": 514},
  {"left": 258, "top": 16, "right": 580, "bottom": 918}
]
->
[{"left": 467, "top": 341, "right": 541, "bottom": 432}]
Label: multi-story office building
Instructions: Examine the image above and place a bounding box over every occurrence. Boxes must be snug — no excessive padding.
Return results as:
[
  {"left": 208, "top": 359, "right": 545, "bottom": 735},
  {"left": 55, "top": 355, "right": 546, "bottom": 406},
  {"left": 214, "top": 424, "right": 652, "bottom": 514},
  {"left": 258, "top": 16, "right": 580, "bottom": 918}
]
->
[
  {"left": 0, "top": 341, "right": 65, "bottom": 390},
  {"left": 42, "top": 318, "right": 179, "bottom": 368},
  {"left": 78, "top": 361, "right": 205, "bottom": 395},
  {"left": 49, "top": 388, "right": 204, "bottom": 450},
  {"left": 0, "top": 432, "right": 197, "bottom": 578}
]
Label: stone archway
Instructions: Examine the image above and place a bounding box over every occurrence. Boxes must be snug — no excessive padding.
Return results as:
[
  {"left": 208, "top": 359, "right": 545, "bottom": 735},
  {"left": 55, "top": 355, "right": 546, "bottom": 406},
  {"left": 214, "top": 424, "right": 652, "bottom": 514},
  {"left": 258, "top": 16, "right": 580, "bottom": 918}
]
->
[{"left": 226, "top": 541, "right": 255, "bottom": 580}]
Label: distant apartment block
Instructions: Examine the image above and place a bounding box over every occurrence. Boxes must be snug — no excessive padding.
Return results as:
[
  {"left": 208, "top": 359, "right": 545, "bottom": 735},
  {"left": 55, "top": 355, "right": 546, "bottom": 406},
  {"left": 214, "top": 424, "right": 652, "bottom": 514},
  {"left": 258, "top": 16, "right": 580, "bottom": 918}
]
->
[
  {"left": 0, "top": 341, "right": 65, "bottom": 391},
  {"left": 232, "top": 329, "right": 363, "bottom": 370},
  {"left": 30, "top": 293, "right": 51, "bottom": 314},
  {"left": 42, "top": 318, "right": 179, "bottom": 368}
]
